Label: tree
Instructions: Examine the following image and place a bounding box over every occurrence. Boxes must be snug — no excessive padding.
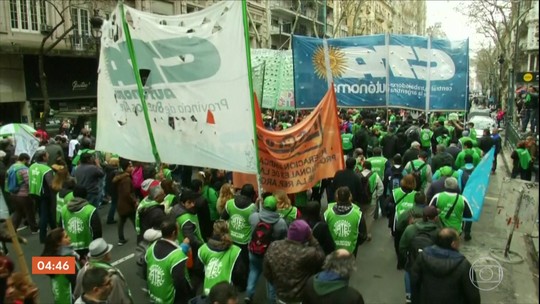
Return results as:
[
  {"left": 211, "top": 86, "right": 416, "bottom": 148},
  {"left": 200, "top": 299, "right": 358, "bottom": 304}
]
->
[
  {"left": 38, "top": 0, "right": 86, "bottom": 129},
  {"left": 333, "top": 0, "right": 363, "bottom": 37}
]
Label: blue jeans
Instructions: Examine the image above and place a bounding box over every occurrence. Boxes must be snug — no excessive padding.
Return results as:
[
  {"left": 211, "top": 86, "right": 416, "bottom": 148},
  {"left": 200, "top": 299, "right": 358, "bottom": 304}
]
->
[
  {"left": 107, "top": 195, "right": 117, "bottom": 222},
  {"left": 37, "top": 196, "right": 57, "bottom": 243},
  {"left": 87, "top": 192, "right": 101, "bottom": 208},
  {"left": 246, "top": 253, "right": 275, "bottom": 303},
  {"left": 404, "top": 271, "right": 411, "bottom": 298}
]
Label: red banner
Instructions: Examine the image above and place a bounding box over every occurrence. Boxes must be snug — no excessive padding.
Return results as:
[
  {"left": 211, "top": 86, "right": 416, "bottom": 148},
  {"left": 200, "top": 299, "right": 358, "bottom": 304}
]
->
[{"left": 234, "top": 87, "right": 344, "bottom": 194}]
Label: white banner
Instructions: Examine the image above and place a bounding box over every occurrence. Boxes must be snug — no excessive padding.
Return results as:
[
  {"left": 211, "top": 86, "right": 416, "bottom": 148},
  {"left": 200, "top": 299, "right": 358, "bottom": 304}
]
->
[
  {"left": 96, "top": 1, "right": 257, "bottom": 173},
  {"left": 14, "top": 128, "right": 39, "bottom": 159}
]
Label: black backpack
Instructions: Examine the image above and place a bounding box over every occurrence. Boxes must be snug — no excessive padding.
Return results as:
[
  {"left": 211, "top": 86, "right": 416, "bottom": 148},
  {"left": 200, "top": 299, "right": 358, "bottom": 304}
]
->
[
  {"left": 248, "top": 218, "right": 274, "bottom": 256},
  {"left": 407, "top": 228, "right": 438, "bottom": 266},
  {"left": 358, "top": 172, "right": 373, "bottom": 205},
  {"left": 410, "top": 162, "right": 426, "bottom": 191}
]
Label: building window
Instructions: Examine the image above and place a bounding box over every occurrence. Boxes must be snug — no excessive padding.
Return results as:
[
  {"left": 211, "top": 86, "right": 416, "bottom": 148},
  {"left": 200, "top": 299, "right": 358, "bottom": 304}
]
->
[
  {"left": 9, "top": 0, "right": 47, "bottom": 32},
  {"left": 71, "top": 8, "right": 90, "bottom": 49}
]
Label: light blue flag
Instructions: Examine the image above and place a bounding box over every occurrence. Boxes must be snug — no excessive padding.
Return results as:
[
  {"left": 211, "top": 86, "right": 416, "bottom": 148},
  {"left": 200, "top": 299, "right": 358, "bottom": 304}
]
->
[{"left": 463, "top": 147, "right": 495, "bottom": 222}]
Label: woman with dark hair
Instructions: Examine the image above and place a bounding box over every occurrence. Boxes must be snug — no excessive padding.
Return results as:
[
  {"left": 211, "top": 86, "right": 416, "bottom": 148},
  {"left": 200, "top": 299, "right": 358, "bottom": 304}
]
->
[
  {"left": 51, "top": 160, "right": 76, "bottom": 226},
  {"left": 41, "top": 228, "right": 79, "bottom": 304},
  {"left": 301, "top": 201, "right": 335, "bottom": 255},
  {"left": 198, "top": 221, "right": 245, "bottom": 295}
]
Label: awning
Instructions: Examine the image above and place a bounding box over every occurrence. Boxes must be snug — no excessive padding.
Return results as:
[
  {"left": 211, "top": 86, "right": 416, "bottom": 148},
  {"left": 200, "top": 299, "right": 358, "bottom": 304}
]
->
[{"left": 23, "top": 55, "right": 97, "bottom": 101}]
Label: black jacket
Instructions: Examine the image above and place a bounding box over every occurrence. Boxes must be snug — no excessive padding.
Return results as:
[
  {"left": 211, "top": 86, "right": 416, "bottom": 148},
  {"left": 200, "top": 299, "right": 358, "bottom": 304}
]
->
[
  {"left": 302, "top": 273, "right": 364, "bottom": 304},
  {"left": 402, "top": 148, "right": 420, "bottom": 169},
  {"left": 431, "top": 152, "right": 455, "bottom": 173},
  {"left": 411, "top": 245, "right": 481, "bottom": 304},
  {"left": 305, "top": 218, "right": 336, "bottom": 255},
  {"left": 142, "top": 239, "right": 193, "bottom": 303},
  {"left": 381, "top": 132, "right": 399, "bottom": 159},
  {"left": 330, "top": 169, "right": 363, "bottom": 204},
  {"left": 478, "top": 135, "right": 494, "bottom": 155}
]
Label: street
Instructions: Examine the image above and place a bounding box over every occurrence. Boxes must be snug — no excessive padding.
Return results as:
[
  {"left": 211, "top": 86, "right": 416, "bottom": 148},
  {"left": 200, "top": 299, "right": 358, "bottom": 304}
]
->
[{"left": 6, "top": 153, "right": 539, "bottom": 304}]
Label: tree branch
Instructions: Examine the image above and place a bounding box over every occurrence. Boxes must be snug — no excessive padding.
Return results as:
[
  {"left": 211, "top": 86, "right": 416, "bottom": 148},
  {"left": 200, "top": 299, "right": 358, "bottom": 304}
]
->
[{"left": 44, "top": 24, "right": 76, "bottom": 54}]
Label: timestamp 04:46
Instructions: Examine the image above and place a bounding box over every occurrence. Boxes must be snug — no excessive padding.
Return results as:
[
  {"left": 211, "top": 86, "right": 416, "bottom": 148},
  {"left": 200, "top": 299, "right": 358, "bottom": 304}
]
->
[{"left": 32, "top": 256, "right": 76, "bottom": 275}]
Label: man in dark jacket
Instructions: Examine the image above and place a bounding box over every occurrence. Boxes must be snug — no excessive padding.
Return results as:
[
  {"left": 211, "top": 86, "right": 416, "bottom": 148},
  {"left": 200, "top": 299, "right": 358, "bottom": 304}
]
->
[
  {"left": 402, "top": 141, "right": 421, "bottom": 168},
  {"left": 491, "top": 128, "right": 502, "bottom": 173},
  {"left": 263, "top": 219, "right": 325, "bottom": 303},
  {"left": 136, "top": 185, "right": 166, "bottom": 243},
  {"left": 478, "top": 129, "right": 494, "bottom": 156},
  {"left": 330, "top": 157, "right": 363, "bottom": 204},
  {"left": 431, "top": 145, "right": 454, "bottom": 173},
  {"left": 446, "top": 139, "right": 461, "bottom": 165},
  {"left": 302, "top": 249, "right": 365, "bottom": 304},
  {"left": 410, "top": 228, "right": 480, "bottom": 304},
  {"left": 381, "top": 127, "right": 399, "bottom": 159},
  {"left": 74, "top": 152, "right": 105, "bottom": 208}
]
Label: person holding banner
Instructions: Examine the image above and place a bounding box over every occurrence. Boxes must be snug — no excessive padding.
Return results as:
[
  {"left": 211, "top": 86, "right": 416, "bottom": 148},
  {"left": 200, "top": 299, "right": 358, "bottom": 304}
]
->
[{"left": 511, "top": 141, "right": 534, "bottom": 181}]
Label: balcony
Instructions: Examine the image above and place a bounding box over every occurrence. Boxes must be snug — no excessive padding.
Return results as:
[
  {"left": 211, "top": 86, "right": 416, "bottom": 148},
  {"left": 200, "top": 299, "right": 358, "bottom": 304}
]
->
[
  {"left": 70, "top": 33, "right": 95, "bottom": 52},
  {"left": 270, "top": 23, "right": 293, "bottom": 36}
]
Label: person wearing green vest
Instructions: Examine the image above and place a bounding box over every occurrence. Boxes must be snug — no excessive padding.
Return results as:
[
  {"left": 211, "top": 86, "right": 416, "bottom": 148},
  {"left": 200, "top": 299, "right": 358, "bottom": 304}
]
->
[
  {"left": 56, "top": 187, "right": 75, "bottom": 227},
  {"left": 135, "top": 185, "right": 166, "bottom": 243},
  {"left": 353, "top": 148, "right": 366, "bottom": 174},
  {"left": 341, "top": 129, "right": 354, "bottom": 158},
  {"left": 29, "top": 150, "right": 56, "bottom": 243},
  {"left": 198, "top": 221, "right": 243, "bottom": 295},
  {"left": 324, "top": 187, "right": 367, "bottom": 256},
  {"left": 6, "top": 153, "right": 38, "bottom": 233},
  {"left": 74, "top": 267, "right": 113, "bottom": 304},
  {"left": 275, "top": 190, "right": 301, "bottom": 226},
  {"left": 74, "top": 238, "right": 133, "bottom": 303},
  {"left": 173, "top": 189, "right": 205, "bottom": 257},
  {"left": 458, "top": 130, "right": 473, "bottom": 150},
  {"left": 358, "top": 161, "right": 384, "bottom": 235},
  {"left": 202, "top": 180, "right": 219, "bottom": 222},
  {"left": 394, "top": 192, "right": 428, "bottom": 269},
  {"left": 60, "top": 186, "right": 102, "bottom": 258},
  {"left": 366, "top": 147, "right": 388, "bottom": 182},
  {"left": 455, "top": 141, "right": 480, "bottom": 169},
  {"left": 511, "top": 141, "right": 533, "bottom": 181},
  {"left": 41, "top": 227, "right": 80, "bottom": 304},
  {"left": 143, "top": 216, "right": 193, "bottom": 303},
  {"left": 419, "top": 124, "right": 433, "bottom": 154},
  {"left": 467, "top": 122, "right": 478, "bottom": 146},
  {"left": 71, "top": 137, "right": 94, "bottom": 168},
  {"left": 402, "top": 151, "right": 432, "bottom": 193},
  {"left": 429, "top": 177, "right": 473, "bottom": 236}
]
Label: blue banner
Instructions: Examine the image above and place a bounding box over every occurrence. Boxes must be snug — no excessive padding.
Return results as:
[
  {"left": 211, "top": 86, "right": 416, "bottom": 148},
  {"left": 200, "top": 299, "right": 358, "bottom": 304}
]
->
[
  {"left": 463, "top": 147, "right": 495, "bottom": 222},
  {"left": 292, "top": 35, "right": 469, "bottom": 111}
]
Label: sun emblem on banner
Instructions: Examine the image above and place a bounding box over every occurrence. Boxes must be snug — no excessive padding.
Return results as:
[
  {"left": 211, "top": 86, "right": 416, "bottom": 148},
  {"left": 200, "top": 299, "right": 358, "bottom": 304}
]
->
[{"left": 312, "top": 45, "right": 347, "bottom": 79}]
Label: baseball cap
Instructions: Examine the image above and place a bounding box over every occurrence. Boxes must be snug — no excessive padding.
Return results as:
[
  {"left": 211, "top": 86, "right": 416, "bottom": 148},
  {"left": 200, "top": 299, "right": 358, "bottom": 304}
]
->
[{"left": 263, "top": 195, "right": 277, "bottom": 211}]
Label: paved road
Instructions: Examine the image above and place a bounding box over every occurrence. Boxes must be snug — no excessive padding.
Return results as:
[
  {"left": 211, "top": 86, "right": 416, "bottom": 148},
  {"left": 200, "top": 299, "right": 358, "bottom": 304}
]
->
[{"left": 5, "top": 153, "right": 528, "bottom": 303}]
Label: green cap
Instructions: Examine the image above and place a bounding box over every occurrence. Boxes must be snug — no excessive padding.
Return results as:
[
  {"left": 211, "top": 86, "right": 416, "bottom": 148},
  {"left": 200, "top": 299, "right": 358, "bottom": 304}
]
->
[
  {"left": 438, "top": 116, "right": 446, "bottom": 123},
  {"left": 263, "top": 195, "right": 277, "bottom": 211},
  {"left": 440, "top": 166, "right": 454, "bottom": 177}
]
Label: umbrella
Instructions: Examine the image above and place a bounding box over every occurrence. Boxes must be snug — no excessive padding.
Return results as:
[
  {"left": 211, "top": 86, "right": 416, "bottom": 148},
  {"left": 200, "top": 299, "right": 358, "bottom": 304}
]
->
[{"left": 0, "top": 123, "right": 36, "bottom": 137}]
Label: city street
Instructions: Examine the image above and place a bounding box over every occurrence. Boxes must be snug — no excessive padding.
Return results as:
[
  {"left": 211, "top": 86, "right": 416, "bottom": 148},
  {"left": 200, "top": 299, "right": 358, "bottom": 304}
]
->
[{"left": 6, "top": 152, "right": 539, "bottom": 304}]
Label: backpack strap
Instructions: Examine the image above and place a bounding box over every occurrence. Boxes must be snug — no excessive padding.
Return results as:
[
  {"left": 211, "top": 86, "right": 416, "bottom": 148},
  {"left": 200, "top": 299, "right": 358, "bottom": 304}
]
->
[
  {"left": 444, "top": 194, "right": 461, "bottom": 220},
  {"left": 395, "top": 191, "right": 410, "bottom": 206}
]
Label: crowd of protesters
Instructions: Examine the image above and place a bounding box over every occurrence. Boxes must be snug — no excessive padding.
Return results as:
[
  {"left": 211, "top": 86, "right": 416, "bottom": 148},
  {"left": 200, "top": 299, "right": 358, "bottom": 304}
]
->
[{"left": 0, "top": 103, "right": 537, "bottom": 304}]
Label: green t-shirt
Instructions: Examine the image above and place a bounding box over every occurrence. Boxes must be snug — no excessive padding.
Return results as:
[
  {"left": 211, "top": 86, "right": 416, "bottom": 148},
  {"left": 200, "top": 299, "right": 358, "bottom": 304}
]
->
[
  {"left": 198, "top": 244, "right": 241, "bottom": 295},
  {"left": 225, "top": 199, "right": 255, "bottom": 244},
  {"left": 145, "top": 242, "right": 189, "bottom": 304},
  {"left": 324, "top": 204, "right": 362, "bottom": 253},
  {"left": 61, "top": 204, "right": 96, "bottom": 250}
]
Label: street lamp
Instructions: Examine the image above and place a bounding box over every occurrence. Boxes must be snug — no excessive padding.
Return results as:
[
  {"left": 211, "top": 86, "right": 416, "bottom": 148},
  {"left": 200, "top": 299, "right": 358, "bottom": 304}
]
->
[{"left": 90, "top": 10, "right": 103, "bottom": 58}]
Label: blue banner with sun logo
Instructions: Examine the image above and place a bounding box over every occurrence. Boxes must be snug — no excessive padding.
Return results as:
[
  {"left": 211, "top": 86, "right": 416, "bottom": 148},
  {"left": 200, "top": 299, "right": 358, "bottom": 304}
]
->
[{"left": 292, "top": 35, "right": 469, "bottom": 111}]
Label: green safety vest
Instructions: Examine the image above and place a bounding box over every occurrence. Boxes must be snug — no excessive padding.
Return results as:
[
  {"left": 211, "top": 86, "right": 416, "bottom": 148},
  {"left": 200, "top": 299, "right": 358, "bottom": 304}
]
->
[
  {"left": 89, "top": 261, "right": 133, "bottom": 301},
  {"left": 202, "top": 185, "right": 219, "bottom": 221},
  {"left": 420, "top": 129, "right": 433, "bottom": 148},
  {"left": 51, "top": 274, "right": 73, "bottom": 304},
  {"left": 469, "top": 129, "right": 478, "bottom": 144},
  {"left": 445, "top": 126, "right": 455, "bottom": 139},
  {"left": 393, "top": 188, "right": 417, "bottom": 218},
  {"left": 56, "top": 192, "right": 74, "bottom": 226},
  {"left": 28, "top": 163, "right": 51, "bottom": 196},
  {"left": 135, "top": 198, "right": 160, "bottom": 234},
  {"left": 324, "top": 204, "right": 362, "bottom": 253},
  {"left": 436, "top": 135, "right": 450, "bottom": 147},
  {"left": 516, "top": 148, "right": 532, "bottom": 170},
  {"left": 390, "top": 115, "right": 396, "bottom": 123},
  {"left": 225, "top": 199, "right": 255, "bottom": 244},
  {"left": 277, "top": 206, "right": 298, "bottom": 226},
  {"left": 341, "top": 133, "right": 354, "bottom": 151},
  {"left": 408, "top": 160, "right": 427, "bottom": 185},
  {"left": 455, "top": 149, "right": 480, "bottom": 169},
  {"left": 163, "top": 194, "right": 175, "bottom": 214},
  {"left": 145, "top": 241, "right": 189, "bottom": 304},
  {"left": 177, "top": 212, "right": 204, "bottom": 245},
  {"left": 459, "top": 136, "right": 473, "bottom": 148},
  {"left": 436, "top": 192, "right": 466, "bottom": 233},
  {"left": 351, "top": 123, "right": 361, "bottom": 135},
  {"left": 366, "top": 156, "right": 387, "bottom": 180},
  {"left": 198, "top": 244, "right": 241, "bottom": 295},
  {"left": 61, "top": 204, "right": 96, "bottom": 250}
]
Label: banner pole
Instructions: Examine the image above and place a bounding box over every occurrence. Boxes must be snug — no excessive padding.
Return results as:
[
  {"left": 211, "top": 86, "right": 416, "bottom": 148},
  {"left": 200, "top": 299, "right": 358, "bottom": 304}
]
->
[
  {"left": 322, "top": 38, "right": 333, "bottom": 92},
  {"left": 425, "top": 35, "right": 432, "bottom": 119},
  {"left": 120, "top": 3, "right": 161, "bottom": 164},
  {"left": 385, "top": 33, "right": 390, "bottom": 123},
  {"left": 242, "top": 0, "right": 262, "bottom": 195}
]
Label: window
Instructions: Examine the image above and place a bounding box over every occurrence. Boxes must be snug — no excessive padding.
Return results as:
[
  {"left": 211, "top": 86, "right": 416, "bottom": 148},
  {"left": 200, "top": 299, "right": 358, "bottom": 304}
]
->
[
  {"left": 71, "top": 8, "right": 90, "bottom": 49},
  {"left": 9, "top": 0, "right": 47, "bottom": 32}
]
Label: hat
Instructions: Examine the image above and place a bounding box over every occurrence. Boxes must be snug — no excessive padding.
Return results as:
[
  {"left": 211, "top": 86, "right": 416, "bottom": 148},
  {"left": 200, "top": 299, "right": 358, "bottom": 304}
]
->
[
  {"left": 423, "top": 206, "right": 439, "bottom": 220},
  {"left": 263, "top": 195, "right": 277, "bottom": 211},
  {"left": 287, "top": 220, "right": 311, "bottom": 243},
  {"left": 440, "top": 166, "right": 454, "bottom": 177},
  {"left": 438, "top": 116, "right": 446, "bottom": 123},
  {"left": 88, "top": 238, "right": 113, "bottom": 259},
  {"left": 0, "top": 150, "right": 5, "bottom": 158}
]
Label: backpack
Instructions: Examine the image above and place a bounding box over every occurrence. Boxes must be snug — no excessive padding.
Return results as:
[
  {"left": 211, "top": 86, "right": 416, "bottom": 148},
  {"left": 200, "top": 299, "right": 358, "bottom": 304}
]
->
[
  {"left": 7, "top": 166, "right": 25, "bottom": 194},
  {"left": 387, "top": 167, "right": 403, "bottom": 196},
  {"left": 407, "top": 228, "right": 438, "bottom": 266},
  {"left": 248, "top": 218, "right": 274, "bottom": 256},
  {"left": 358, "top": 172, "right": 374, "bottom": 205},
  {"left": 410, "top": 162, "right": 426, "bottom": 191}
]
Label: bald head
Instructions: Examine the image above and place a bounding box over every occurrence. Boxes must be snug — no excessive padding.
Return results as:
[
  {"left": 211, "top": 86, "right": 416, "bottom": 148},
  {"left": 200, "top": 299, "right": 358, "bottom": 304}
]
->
[
  {"left": 335, "top": 248, "right": 350, "bottom": 258},
  {"left": 323, "top": 249, "right": 356, "bottom": 279},
  {"left": 436, "top": 228, "right": 459, "bottom": 250}
]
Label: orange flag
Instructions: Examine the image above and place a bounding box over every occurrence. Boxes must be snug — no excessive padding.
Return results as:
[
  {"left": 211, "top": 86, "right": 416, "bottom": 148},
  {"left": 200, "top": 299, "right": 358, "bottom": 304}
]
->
[{"left": 234, "top": 87, "right": 344, "bottom": 194}]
